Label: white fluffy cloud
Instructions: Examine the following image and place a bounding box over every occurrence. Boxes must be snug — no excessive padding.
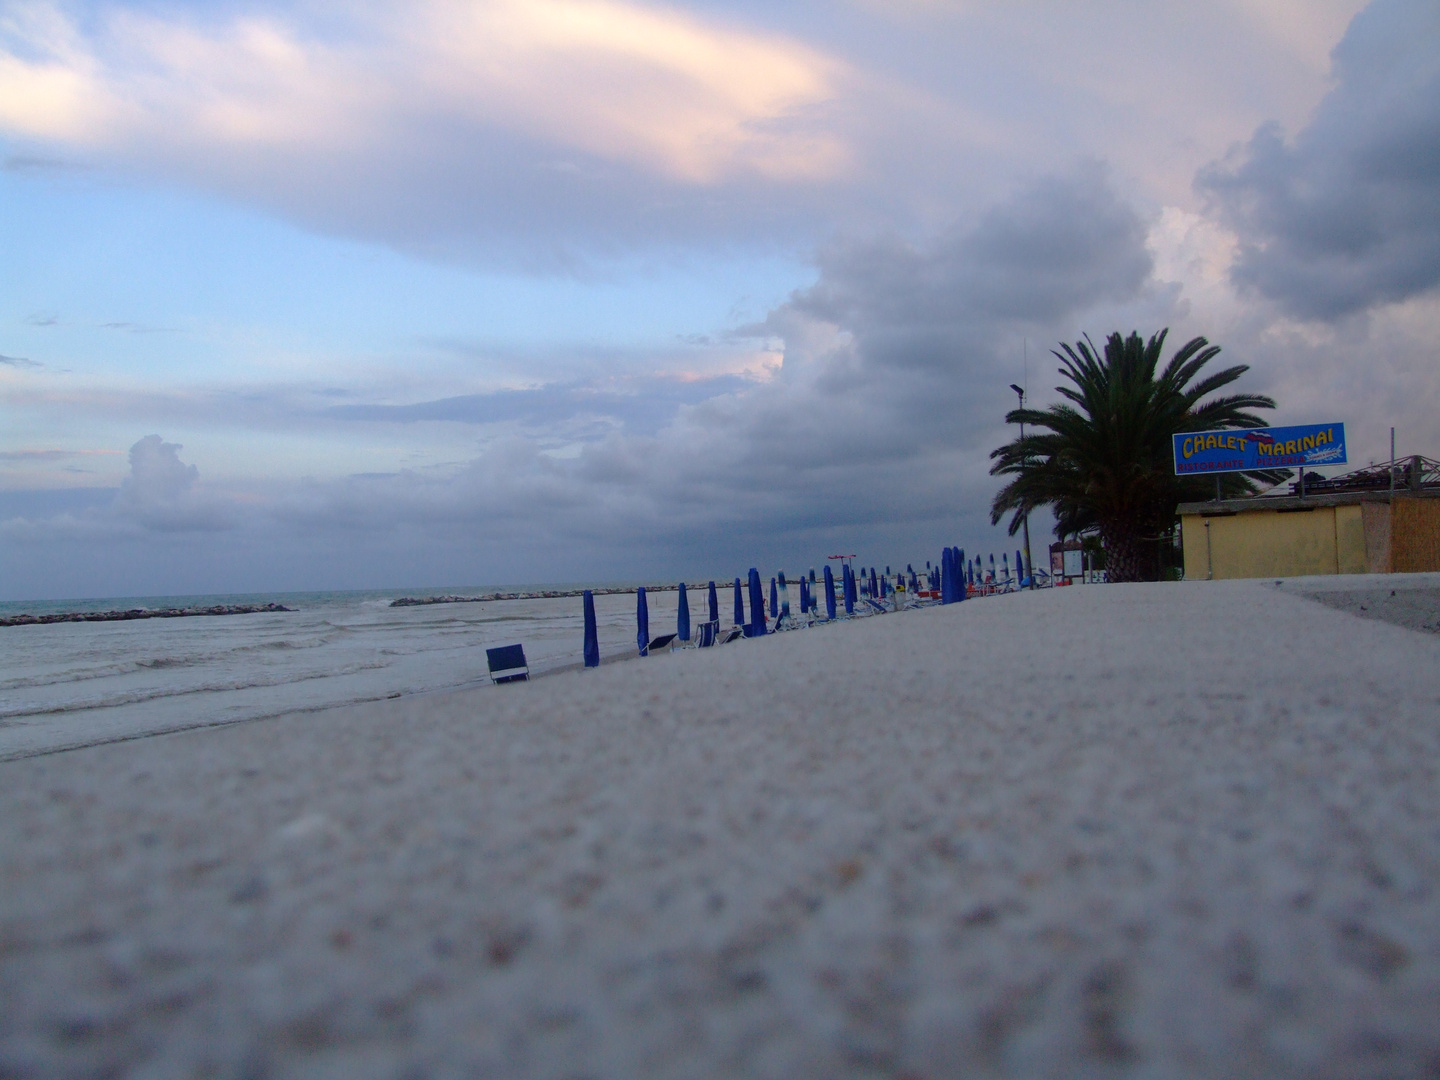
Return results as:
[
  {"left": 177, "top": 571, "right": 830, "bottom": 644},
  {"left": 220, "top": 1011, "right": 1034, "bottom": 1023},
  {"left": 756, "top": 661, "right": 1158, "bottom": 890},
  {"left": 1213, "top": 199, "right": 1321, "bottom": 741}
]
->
[
  {"left": 2, "top": 435, "right": 232, "bottom": 541},
  {"left": 0, "top": 0, "right": 848, "bottom": 260}
]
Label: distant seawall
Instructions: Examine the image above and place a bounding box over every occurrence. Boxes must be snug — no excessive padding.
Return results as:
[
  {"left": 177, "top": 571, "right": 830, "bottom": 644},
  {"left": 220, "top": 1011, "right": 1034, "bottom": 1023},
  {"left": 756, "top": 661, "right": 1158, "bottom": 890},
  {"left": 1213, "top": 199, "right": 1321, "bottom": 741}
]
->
[
  {"left": 1, "top": 603, "right": 294, "bottom": 628},
  {"left": 392, "top": 586, "right": 682, "bottom": 607}
]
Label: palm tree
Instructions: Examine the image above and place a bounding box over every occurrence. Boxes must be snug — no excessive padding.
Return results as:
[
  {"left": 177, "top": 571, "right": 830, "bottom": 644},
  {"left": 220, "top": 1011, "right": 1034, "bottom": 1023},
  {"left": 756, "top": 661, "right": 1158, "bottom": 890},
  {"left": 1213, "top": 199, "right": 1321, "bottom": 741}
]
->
[{"left": 989, "top": 329, "right": 1277, "bottom": 582}]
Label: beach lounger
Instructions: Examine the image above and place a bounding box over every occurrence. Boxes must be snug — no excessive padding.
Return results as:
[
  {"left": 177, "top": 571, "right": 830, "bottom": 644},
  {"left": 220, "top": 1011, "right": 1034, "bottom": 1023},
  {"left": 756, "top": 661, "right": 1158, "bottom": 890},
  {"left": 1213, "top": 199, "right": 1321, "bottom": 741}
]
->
[
  {"left": 486, "top": 644, "right": 529, "bottom": 684},
  {"left": 696, "top": 620, "right": 721, "bottom": 647},
  {"left": 718, "top": 626, "right": 744, "bottom": 644},
  {"left": 646, "top": 633, "right": 678, "bottom": 653}
]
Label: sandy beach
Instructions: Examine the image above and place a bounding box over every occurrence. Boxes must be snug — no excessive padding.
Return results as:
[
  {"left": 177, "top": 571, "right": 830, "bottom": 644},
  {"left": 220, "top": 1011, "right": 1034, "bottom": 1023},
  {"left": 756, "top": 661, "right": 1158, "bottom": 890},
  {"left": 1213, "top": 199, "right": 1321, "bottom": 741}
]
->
[{"left": 3, "top": 575, "right": 1439, "bottom": 1078}]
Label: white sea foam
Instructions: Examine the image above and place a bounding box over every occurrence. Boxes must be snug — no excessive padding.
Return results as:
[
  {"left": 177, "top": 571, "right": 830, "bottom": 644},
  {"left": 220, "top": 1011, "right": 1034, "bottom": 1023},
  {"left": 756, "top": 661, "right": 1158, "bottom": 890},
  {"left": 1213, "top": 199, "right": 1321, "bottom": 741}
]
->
[{"left": 0, "top": 586, "right": 701, "bottom": 760}]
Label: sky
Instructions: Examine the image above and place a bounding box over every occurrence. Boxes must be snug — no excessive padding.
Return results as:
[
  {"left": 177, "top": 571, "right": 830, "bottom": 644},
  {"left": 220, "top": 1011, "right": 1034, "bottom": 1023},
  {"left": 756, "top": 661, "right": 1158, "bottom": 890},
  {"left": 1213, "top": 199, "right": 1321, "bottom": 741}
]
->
[{"left": 2, "top": 0, "right": 1437, "bottom": 600}]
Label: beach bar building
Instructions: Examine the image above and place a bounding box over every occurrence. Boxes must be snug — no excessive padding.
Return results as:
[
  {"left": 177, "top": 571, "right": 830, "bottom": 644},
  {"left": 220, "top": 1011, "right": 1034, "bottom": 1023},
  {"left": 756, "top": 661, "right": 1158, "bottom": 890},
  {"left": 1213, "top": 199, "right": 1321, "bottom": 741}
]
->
[{"left": 1177, "top": 456, "right": 1440, "bottom": 580}]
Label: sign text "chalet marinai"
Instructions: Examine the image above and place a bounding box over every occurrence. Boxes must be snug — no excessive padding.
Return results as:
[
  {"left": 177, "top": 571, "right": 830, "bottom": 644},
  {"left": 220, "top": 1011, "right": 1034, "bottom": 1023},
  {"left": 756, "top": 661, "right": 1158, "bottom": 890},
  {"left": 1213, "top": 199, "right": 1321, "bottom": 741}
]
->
[{"left": 1172, "top": 423, "right": 1348, "bottom": 475}]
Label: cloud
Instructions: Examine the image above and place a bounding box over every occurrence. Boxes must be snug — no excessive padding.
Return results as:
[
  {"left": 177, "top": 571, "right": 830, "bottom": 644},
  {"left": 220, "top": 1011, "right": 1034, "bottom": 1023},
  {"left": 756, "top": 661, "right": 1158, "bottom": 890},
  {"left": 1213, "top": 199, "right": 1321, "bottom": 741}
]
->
[
  {"left": 112, "top": 434, "right": 233, "bottom": 531},
  {"left": 0, "top": 447, "right": 119, "bottom": 461},
  {"left": 0, "top": 0, "right": 847, "bottom": 260},
  {"left": 788, "top": 166, "right": 1153, "bottom": 365},
  {"left": 99, "top": 321, "right": 175, "bottom": 334},
  {"left": 324, "top": 372, "right": 762, "bottom": 437},
  {"left": 3, "top": 435, "right": 236, "bottom": 539},
  {"left": 268, "top": 169, "right": 1165, "bottom": 561},
  {"left": 0, "top": 354, "right": 41, "bottom": 367},
  {"left": 4, "top": 169, "right": 1157, "bottom": 578},
  {"left": 1197, "top": 0, "right": 1440, "bottom": 320}
]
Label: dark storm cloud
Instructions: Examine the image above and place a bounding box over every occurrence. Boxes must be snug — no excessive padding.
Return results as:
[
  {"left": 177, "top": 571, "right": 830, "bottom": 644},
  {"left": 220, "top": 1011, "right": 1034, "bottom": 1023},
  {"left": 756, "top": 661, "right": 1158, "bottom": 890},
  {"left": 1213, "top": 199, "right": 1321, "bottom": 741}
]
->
[
  {"left": 1197, "top": 0, "right": 1440, "bottom": 320},
  {"left": 278, "top": 169, "right": 1161, "bottom": 561},
  {"left": 777, "top": 166, "right": 1153, "bottom": 408}
]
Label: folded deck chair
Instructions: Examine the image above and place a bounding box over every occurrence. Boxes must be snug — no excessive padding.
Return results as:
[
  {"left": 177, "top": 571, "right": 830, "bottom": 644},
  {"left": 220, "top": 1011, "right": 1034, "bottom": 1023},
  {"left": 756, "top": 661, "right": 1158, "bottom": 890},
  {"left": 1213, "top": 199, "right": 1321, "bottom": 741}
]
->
[
  {"left": 718, "top": 626, "right": 744, "bottom": 644},
  {"left": 486, "top": 644, "right": 529, "bottom": 684},
  {"left": 646, "top": 632, "right": 678, "bottom": 654}
]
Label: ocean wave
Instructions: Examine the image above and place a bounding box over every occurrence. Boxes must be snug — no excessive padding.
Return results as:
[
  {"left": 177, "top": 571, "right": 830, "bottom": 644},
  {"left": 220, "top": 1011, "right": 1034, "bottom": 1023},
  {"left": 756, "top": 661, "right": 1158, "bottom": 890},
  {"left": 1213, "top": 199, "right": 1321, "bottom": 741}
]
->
[
  {"left": 0, "top": 659, "right": 395, "bottom": 721},
  {"left": 0, "top": 633, "right": 351, "bottom": 691},
  {"left": 0, "top": 662, "right": 142, "bottom": 691}
]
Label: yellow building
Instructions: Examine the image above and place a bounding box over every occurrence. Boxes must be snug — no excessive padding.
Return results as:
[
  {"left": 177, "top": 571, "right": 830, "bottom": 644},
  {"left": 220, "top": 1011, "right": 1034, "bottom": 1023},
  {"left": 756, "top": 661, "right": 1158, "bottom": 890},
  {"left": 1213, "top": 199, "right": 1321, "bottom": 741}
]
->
[{"left": 1177, "top": 491, "right": 1440, "bottom": 580}]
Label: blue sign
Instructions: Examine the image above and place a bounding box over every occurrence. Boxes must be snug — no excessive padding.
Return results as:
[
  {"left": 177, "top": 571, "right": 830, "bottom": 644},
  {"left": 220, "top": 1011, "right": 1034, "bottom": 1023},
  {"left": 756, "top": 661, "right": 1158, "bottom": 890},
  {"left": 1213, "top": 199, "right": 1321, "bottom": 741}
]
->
[{"left": 1173, "top": 423, "right": 1347, "bottom": 475}]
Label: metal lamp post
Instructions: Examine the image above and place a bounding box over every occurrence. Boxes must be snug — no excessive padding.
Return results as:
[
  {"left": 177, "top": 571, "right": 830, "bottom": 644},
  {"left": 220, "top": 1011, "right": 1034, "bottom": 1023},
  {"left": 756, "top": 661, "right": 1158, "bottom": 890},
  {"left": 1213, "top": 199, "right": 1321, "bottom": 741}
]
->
[{"left": 1009, "top": 383, "right": 1035, "bottom": 590}]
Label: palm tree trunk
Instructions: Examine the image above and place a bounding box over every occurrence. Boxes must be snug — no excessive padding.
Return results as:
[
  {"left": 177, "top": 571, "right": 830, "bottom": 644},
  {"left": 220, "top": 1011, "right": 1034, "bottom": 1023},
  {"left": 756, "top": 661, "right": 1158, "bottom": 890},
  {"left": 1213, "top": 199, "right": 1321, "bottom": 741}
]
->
[{"left": 1100, "top": 523, "right": 1157, "bottom": 582}]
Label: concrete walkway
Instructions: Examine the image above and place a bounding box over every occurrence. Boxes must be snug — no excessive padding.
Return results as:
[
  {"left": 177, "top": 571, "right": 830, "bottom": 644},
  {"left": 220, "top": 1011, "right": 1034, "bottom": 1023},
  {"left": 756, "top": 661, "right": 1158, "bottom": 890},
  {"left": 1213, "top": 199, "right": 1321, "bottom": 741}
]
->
[{"left": 2, "top": 577, "right": 1439, "bottom": 1078}]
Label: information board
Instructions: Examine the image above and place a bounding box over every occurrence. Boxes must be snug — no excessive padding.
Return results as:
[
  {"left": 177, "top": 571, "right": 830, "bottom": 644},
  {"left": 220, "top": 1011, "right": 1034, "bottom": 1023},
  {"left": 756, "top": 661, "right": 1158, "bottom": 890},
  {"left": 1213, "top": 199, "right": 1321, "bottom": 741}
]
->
[{"left": 1172, "top": 423, "right": 1347, "bottom": 475}]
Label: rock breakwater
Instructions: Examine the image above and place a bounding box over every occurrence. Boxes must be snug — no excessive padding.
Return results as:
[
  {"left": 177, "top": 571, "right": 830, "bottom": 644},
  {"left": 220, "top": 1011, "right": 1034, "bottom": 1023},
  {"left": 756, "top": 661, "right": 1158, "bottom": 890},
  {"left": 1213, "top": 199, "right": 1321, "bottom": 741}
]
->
[
  {"left": 0, "top": 603, "right": 293, "bottom": 628},
  {"left": 392, "top": 585, "right": 679, "bottom": 607}
]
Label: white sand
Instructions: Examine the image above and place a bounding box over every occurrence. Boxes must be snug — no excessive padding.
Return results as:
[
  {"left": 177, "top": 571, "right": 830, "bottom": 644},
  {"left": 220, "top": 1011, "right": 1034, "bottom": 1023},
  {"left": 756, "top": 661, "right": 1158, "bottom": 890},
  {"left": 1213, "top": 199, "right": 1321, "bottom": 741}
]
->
[{"left": 2, "top": 576, "right": 1439, "bottom": 1078}]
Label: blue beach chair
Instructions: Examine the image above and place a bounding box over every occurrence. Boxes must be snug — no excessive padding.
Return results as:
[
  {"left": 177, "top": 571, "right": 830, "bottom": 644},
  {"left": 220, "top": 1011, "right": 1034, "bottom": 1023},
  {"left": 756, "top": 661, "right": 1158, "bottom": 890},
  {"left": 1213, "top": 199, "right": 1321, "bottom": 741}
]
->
[{"left": 486, "top": 644, "right": 529, "bottom": 684}]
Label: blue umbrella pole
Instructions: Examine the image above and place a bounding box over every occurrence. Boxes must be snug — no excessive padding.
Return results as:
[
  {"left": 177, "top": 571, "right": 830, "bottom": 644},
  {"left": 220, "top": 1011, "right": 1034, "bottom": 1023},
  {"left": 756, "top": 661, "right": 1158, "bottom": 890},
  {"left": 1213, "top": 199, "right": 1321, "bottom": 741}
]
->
[
  {"left": 824, "top": 564, "right": 836, "bottom": 619},
  {"left": 733, "top": 578, "right": 744, "bottom": 627}
]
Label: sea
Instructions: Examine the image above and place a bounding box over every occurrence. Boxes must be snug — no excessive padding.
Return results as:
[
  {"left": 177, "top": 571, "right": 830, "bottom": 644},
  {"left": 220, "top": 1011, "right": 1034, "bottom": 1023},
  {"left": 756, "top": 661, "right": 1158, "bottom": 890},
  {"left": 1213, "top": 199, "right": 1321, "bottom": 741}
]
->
[{"left": 0, "top": 584, "right": 705, "bottom": 761}]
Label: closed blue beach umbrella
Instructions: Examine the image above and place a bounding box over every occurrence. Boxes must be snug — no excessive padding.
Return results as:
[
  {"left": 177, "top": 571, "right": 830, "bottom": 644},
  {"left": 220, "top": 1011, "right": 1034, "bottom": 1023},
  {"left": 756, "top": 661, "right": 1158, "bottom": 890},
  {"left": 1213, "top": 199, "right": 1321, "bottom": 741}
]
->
[
  {"left": 770, "top": 577, "right": 778, "bottom": 617},
  {"left": 583, "top": 590, "right": 599, "bottom": 668},
  {"left": 989, "top": 554, "right": 996, "bottom": 582},
  {"left": 844, "top": 565, "right": 856, "bottom": 614},
  {"left": 747, "top": 568, "right": 766, "bottom": 636},
  {"left": 1015, "top": 549, "right": 1025, "bottom": 586},
  {"left": 957, "top": 549, "right": 967, "bottom": 601},
  {"left": 637, "top": 587, "right": 650, "bottom": 655},
  {"left": 708, "top": 581, "right": 719, "bottom": 625},
  {"left": 824, "top": 565, "right": 836, "bottom": 619},
  {"left": 940, "top": 546, "right": 951, "bottom": 604},
  {"left": 677, "top": 582, "right": 690, "bottom": 641},
  {"left": 798, "top": 575, "right": 809, "bottom": 614},
  {"left": 733, "top": 577, "right": 744, "bottom": 626},
  {"left": 870, "top": 568, "right": 879, "bottom": 600}
]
